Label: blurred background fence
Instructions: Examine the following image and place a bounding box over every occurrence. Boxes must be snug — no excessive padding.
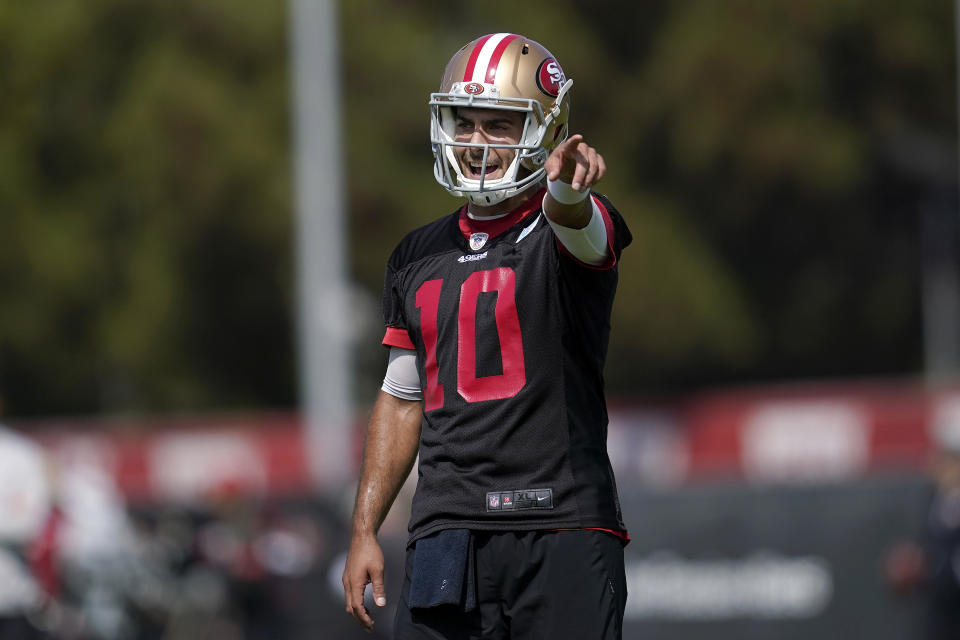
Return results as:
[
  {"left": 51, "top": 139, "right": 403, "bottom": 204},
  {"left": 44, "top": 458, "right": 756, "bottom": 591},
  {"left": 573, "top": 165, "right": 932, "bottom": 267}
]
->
[{"left": 1, "top": 0, "right": 959, "bottom": 637}]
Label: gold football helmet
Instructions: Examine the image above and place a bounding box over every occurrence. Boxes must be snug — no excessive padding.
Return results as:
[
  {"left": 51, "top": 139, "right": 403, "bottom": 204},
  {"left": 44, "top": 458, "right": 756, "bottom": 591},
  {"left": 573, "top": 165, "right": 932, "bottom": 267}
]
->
[{"left": 430, "top": 33, "right": 573, "bottom": 205}]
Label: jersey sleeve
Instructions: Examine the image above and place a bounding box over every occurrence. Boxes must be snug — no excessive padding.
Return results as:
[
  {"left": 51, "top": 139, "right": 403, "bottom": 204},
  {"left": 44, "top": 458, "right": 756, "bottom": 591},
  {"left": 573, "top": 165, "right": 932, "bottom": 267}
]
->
[
  {"left": 555, "top": 193, "right": 632, "bottom": 271},
  {"left": 545, "top": 198, "right": 608, "bottom": 266},
  {"left": 381, "top": 262, "right": 416, "bottom": 349}
]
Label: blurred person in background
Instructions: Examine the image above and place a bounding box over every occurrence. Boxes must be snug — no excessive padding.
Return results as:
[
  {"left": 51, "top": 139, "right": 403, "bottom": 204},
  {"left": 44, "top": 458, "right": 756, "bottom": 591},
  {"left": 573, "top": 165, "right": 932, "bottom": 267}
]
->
[
  {"left": 188, "top": 485, "right": 318, "bottom": 639},
  {"left": 885, "top": 413, "right": 960, "bottom": 640},
  {"left": 0, "top": 396, "right": 53, "bottom": 639},
  {"left": 53, "top": 443, "right": 153, "bottom": 639},
  {"left": 343, "top": 33, "right": 631, "bottom": 639}
]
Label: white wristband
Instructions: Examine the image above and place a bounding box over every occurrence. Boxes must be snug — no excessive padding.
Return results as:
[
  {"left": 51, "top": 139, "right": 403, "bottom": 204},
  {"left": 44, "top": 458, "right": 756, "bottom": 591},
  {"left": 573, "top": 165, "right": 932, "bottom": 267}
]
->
[{"left": 547, "top": 178, "right": 590, "bottom": 205}]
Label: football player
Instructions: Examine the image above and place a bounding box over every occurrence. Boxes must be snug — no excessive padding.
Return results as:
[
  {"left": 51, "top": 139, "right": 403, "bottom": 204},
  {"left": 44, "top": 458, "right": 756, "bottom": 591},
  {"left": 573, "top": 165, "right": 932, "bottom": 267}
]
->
[{"left": 343, "top": 33, "right": 632, "bottom": 639}]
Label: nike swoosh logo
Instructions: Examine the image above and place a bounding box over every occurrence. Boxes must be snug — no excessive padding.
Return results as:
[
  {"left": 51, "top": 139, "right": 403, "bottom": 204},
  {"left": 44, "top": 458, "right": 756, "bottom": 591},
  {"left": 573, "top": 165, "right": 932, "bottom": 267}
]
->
[{"left": 537, "top": 495, "right": 549, "bottom": 501}]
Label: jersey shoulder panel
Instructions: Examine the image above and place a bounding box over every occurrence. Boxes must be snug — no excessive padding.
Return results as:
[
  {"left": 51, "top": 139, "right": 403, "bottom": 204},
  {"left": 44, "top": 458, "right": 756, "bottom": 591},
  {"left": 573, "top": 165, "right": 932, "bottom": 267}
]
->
[
  {"left": 591, "top": 192, "right": 633, "bottom": 256},
  {"left": 387, "top": 208, "right": 463, "bottom": 272}
]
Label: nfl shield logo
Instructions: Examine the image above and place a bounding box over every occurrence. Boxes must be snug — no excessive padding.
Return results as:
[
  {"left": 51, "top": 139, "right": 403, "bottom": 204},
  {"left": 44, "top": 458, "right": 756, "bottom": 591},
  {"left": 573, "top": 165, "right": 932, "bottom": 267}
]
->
[
  {"left": 469, "top": 232, "right": 488, "bottom": 251},
  {"left": 489, "top": 494, "right": 500, "bottom": 508}
]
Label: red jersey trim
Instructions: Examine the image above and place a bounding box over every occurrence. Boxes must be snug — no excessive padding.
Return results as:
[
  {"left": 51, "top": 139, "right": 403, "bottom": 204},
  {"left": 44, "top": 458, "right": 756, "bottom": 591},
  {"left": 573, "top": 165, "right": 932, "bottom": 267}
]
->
[
  {"left": 458, "top": 188, "right": 546, "bottom": 241},
  {"left": 555, "top": 194, "right": 618, "bottom": 270},
  {"left": 382, "top": 326, "right": 415, "bottom": 350}
]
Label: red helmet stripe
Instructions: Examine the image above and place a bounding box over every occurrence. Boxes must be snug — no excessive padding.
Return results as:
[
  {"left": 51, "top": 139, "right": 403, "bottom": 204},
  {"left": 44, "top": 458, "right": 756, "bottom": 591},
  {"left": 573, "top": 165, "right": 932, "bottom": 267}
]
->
[
  {"left": 484, "top": 34, "right": 518, "bottom": 84},
  {"left": 462, "top": 34, "right": 494, "bottom": 82}
]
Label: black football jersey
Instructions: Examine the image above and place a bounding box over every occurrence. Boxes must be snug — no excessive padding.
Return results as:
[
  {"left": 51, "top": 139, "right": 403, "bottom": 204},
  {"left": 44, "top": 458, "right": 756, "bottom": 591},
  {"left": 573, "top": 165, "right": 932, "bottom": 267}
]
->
[{"left": 381, "top": 188, "right": 632, "bottom": 544}]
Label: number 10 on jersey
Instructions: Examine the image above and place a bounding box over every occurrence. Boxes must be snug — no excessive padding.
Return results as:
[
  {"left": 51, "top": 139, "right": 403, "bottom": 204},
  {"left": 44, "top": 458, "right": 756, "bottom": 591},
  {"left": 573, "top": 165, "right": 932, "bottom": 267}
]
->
[{"left": 415, "top": 267, "right": 527, "bottom": 411}]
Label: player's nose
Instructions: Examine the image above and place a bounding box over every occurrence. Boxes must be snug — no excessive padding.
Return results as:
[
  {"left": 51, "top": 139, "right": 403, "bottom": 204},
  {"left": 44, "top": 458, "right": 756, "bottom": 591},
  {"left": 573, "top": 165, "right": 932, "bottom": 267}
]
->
[{"left": 467, "top": 145, "right": 485, "bottom": 161}]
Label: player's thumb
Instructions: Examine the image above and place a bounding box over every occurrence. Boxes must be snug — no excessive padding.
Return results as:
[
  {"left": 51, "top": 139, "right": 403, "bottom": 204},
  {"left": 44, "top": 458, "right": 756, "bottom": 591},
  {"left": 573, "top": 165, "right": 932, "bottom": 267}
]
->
[{"left": 372, "top": 573, "right": 387, "bottom": 607}]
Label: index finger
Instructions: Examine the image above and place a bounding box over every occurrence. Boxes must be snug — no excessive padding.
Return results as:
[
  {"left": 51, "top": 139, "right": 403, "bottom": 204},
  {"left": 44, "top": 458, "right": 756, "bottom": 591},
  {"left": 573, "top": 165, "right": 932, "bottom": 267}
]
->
[
  {"left": 546, "top": 134, "right": 585, "bottom": 181},
  {"left": 559, "top": 134, "right": 584, "bottom": 158}
]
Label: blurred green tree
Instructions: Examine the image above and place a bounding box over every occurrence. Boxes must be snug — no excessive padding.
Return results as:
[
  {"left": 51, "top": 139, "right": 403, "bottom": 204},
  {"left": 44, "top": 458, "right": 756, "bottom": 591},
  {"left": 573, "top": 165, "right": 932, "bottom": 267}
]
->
[
  {"left": 599, "top": 0, "right": 953, "bottom": 391},
  {"left": 0, "top": 0, "right": 294, "bottom": 415},
  {"left": 0, "top": 0, "right": 953, "bottom": 415}
]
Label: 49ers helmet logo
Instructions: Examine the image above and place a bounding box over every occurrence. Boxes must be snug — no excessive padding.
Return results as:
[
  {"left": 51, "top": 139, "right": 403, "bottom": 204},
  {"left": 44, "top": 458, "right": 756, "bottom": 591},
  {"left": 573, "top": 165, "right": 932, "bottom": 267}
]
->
[
  {"left": 535, "top": 58, "right": 565, "bottom": 97},
  {"left": 464, "top": 82, "right": 484, "bottom": 95}
]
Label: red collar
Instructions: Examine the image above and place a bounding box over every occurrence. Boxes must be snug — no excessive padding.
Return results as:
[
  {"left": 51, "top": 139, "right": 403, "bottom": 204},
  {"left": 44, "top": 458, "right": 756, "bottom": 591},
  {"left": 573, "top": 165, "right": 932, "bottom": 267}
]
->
[{"left": 458, "top": 188, "right": 546, "bottom": 240}]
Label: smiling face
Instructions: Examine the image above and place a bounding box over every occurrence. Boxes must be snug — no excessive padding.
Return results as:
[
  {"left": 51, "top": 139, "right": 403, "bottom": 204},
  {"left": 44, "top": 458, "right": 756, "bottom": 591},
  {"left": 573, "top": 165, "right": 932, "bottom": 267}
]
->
[{"left": 451, "top": 107, "right": 525, "bottom": 182}]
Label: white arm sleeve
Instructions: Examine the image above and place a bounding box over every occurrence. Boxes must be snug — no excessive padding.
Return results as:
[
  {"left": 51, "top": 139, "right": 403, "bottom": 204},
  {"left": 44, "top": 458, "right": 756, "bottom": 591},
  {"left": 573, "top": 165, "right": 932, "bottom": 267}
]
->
[
  {"left": 544, "top": 198, "right": 609, "bottom": 266},
  {"left": 381, "top": 347, "right": 422, "bottom": 401}
]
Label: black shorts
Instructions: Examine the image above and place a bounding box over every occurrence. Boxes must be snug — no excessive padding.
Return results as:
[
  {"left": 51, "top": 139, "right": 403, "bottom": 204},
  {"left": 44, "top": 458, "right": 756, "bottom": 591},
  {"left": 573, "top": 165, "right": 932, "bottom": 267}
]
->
[{"left": 393, "top": 529, "right": 627, "bottom": 640}]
